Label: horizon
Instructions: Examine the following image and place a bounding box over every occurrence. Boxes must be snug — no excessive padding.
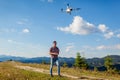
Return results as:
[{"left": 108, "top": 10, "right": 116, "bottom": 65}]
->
[
  {"left": 0, "top": 54, "right": 120, "bottom": 59},
  {"left": 0, "top": 0, "right": 120, "bottom": 58}
]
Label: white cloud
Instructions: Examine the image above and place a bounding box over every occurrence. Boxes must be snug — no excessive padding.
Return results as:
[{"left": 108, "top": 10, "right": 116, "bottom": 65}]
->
[
  {"left": 22, "top": 28, "right": 30, "bottom": 33},
  {"left": 98, "top": 24, "right": 108, "bottom": 33},
  {"left": 8, "top": 39, "right": 13, "bottom": 43},
  {"left": 96, "top": 45, "right": 106, "bottom": 50},
  {"left": 65, "top": 45, "right": 74, "bottom": 52},
  {"left": 104, "top": 31, "right": 114, "bottom": 39},
  {"left": 17, "top": 19, "right": 29, "bottom": 25},
  {"left": 0, "top": 28, "right": 16, "bottom": 33},
  {"left": 117, "top": 34, "right": 120, "bottom": 38},
  {"left": 8, "top": 39, "right": 23, "bottom": 45},
  {"left": 57, "top": 16, "right": 120, "bottom": 40},
  {"left": 96, "top": 44, "right": 120, "bottom": 50},
  {"left": 115, "top": 44, "right": 120, "bottom": 49},
  {"left": 83, "top": 44, "right": 120, "bottom": 51},
  {"left": 57, "top": 16, "right": 97, "bottom": 35},
  {"left": 1, "top": 39, "right": 47, "bottom": 58},
  {"left": 17, "top": 21, "right": 25, "bottom": 25}
]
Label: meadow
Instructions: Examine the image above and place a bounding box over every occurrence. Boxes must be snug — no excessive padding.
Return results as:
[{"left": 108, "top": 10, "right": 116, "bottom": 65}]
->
[
  {"left": 0, "top": 61, "right": 70, "bottom": 80},
  {"left": 0, "top": 61, "right": 120, "bottom": 80}
]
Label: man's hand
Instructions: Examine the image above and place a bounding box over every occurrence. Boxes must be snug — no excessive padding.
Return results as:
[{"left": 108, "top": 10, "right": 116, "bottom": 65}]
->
[{"left": 50, "top": 53, "right": 59, "bottom": 55}]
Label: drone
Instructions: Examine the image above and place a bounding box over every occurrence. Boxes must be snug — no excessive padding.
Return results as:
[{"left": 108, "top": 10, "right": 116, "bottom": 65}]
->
[{"left": 61, "top": 4, "right": 80, "bottom": 15}]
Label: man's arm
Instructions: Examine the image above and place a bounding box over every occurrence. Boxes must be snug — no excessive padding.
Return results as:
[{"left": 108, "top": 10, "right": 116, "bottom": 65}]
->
[
  {"left": 49, "top": 47, "right": 59, "bottom": 55},
  {"left": 49, "top": 48, "right": 53, "bottom": 55},
  {"left": 50, "top": 52, "right": 59, "bottom": 55}
]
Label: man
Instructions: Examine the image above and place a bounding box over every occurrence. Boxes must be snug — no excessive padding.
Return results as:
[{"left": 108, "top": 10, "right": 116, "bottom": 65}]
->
[{"left": 49, "top": 41, "right": 60, "bottom": 77}]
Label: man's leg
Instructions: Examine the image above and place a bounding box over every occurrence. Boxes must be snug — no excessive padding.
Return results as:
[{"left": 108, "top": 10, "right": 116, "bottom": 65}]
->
[
  {"left": 50, "top": 58, "right": 54, "bottom": 76},
  {"left": 56, "top": 58, "right": 60, "bottom": 76}
]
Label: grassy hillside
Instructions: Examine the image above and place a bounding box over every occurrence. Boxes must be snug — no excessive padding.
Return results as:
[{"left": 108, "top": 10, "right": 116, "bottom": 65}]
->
[
  {"left": 0, "top": 61, "right": 71, "bottom": 80},
  {"left": 17, "top": 62, "right": 120, "bottom": 80},
  {"left": 0, "top": 61, "right": 120, "bottom": 80}
]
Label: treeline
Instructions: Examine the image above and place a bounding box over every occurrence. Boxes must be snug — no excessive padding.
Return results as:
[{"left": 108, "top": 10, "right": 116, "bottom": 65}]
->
[{"left": 62, "top": 52, "right": 120, "bottom": 74}]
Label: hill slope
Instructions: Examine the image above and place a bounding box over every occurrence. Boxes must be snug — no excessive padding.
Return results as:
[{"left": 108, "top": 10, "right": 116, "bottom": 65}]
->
[
  {"left": 0, "top": 61, "right": 120, "bottom": 80},
  {"left": 0, "top": 61, "right": 71, "bottom": 80}
]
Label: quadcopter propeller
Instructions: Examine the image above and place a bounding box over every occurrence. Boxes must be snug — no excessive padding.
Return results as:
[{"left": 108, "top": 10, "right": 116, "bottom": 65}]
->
[
  {"left": 67, "top": 3, "right": 69, "bottom": 7},
  {"left": 74, "top": 8, "right": 81, "bottom": 11},
  {"left": 61, "top": 8, "right": 64, "bottom": 12},
  {"left": 76, "top": 8, "right": 81, "bottom": 10}
]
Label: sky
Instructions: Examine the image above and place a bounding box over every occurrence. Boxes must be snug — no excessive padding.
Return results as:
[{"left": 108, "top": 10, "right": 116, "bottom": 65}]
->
[{"left": 0, "top": 0, "right": 120, "bottom": 58}]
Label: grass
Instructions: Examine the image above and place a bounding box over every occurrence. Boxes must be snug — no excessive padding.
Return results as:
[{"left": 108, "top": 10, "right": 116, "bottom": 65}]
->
[
  {"left": 17, "top": 62, "right": 120, "bottom": 80},
  {"left": 0, "top": 61, "right": 120, "bottom": 80},
  {"left": 0, "top": 61, "right": 71, "bottom": 80}
]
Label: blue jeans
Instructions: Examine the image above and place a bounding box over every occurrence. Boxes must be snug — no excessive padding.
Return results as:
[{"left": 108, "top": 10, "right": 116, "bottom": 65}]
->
[{"left": 50, "top": 57, "right": 60, "bottom": 75}]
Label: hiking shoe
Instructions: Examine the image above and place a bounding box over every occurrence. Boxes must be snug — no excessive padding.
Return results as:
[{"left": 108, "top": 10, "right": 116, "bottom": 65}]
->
[
  {"left": 50, "top": 74, "right": 53, "bottom": 77},
  {"left": 58, "top": 74, "right": 62, "bottom": 77}
]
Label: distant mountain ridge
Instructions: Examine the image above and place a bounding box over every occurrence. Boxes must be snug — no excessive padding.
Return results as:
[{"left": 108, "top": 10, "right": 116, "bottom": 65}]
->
[
  {"left": 0, "top": 55, "right": 120, "bottom": 68},
  {"left": 0, "top": 55, "right": 75, "bottom": 67},
  {"left": 87, "top": 55, "right": 120, "bottom": 67}
]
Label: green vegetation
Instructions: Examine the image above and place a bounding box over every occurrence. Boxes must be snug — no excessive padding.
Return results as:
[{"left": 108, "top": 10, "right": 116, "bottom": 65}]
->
[
  {"left": 74, "top": 52, "right": 88, "bottom": 69},
  {"left": 94, "top": 67, "right": 98, "bottom": 72},
  {"left": 104, "top": 55, "right": 120, "bottom": 74},
  {"left": 62, "top": 62, "right": 68, "bottom": 67},
  {"left": 41, "top": 60, "right": 47, "bottom": 64},
  {"left": 0, "top": 61, "right": 71, "bottom": 80},
  {"left": 0, "top": 53, "right": 120, "bottom": 80},
  {"left": 17, "top": 61, "right": 120, "bottom": 80},
  {"left": 104, "top": 55, "right": 113, "bottom": 71}
]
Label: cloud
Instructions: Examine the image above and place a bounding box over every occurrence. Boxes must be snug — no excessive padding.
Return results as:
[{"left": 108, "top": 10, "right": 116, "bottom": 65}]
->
[
  {"left": 115, "top": 44, "right": 120, "bottom": 49},
  {"left": 8, "top": 39, "right": 13, "bottom": 43},
  {"left": 104, "top": 31, "right": 114, "bottom": 39},
  {"left": 17, "top": 21, "right": 25, "bottom": 25},
  {"left": 3, "top": 39, "right": 47, "bottom": 58},
  {"left": 83, "top": 44, "right": 120, "bottom": 51},
  {"left": 57, "top": 16, "right": 117, "bottom": 39},
  {"left": 117, "top": 34, "right": 120, "bottom": 38},
  {"left": 22, "top": 28, "right": 30, "bottom": 33},
  {"left": 8, "top": 39, "right": 23, "bottom": 45},
  {"left": 0, "top": 28, "right": 16, "bottom": 33},
  {"left": 0, "top": 28, "right": 31, "bottom": 35},
  {"left": 17, "top": 19, "right": 29, "bottom": 25},
  {"left": 96, "top": 44, "right": 120, "bottom": 50},
  {"left": 57, "top": 16, "right": 98, "bottom": 35},
  {"left": 98, "top": 24, "right": 108, "bottom": 33},
  {"left": 98, "top": 24, "right": 114, "bottom": 39},
  {"left": 65, "top": 45, "right": 74, "bottom": 52},
  {"left": 96, "top": 45, "right": 107, "bottom": 50}
]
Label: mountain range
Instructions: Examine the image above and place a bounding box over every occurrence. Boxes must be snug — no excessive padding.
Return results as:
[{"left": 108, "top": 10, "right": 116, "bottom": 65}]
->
[{"left": 0, "top": 55, "right": 120, "bottom": 70}]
